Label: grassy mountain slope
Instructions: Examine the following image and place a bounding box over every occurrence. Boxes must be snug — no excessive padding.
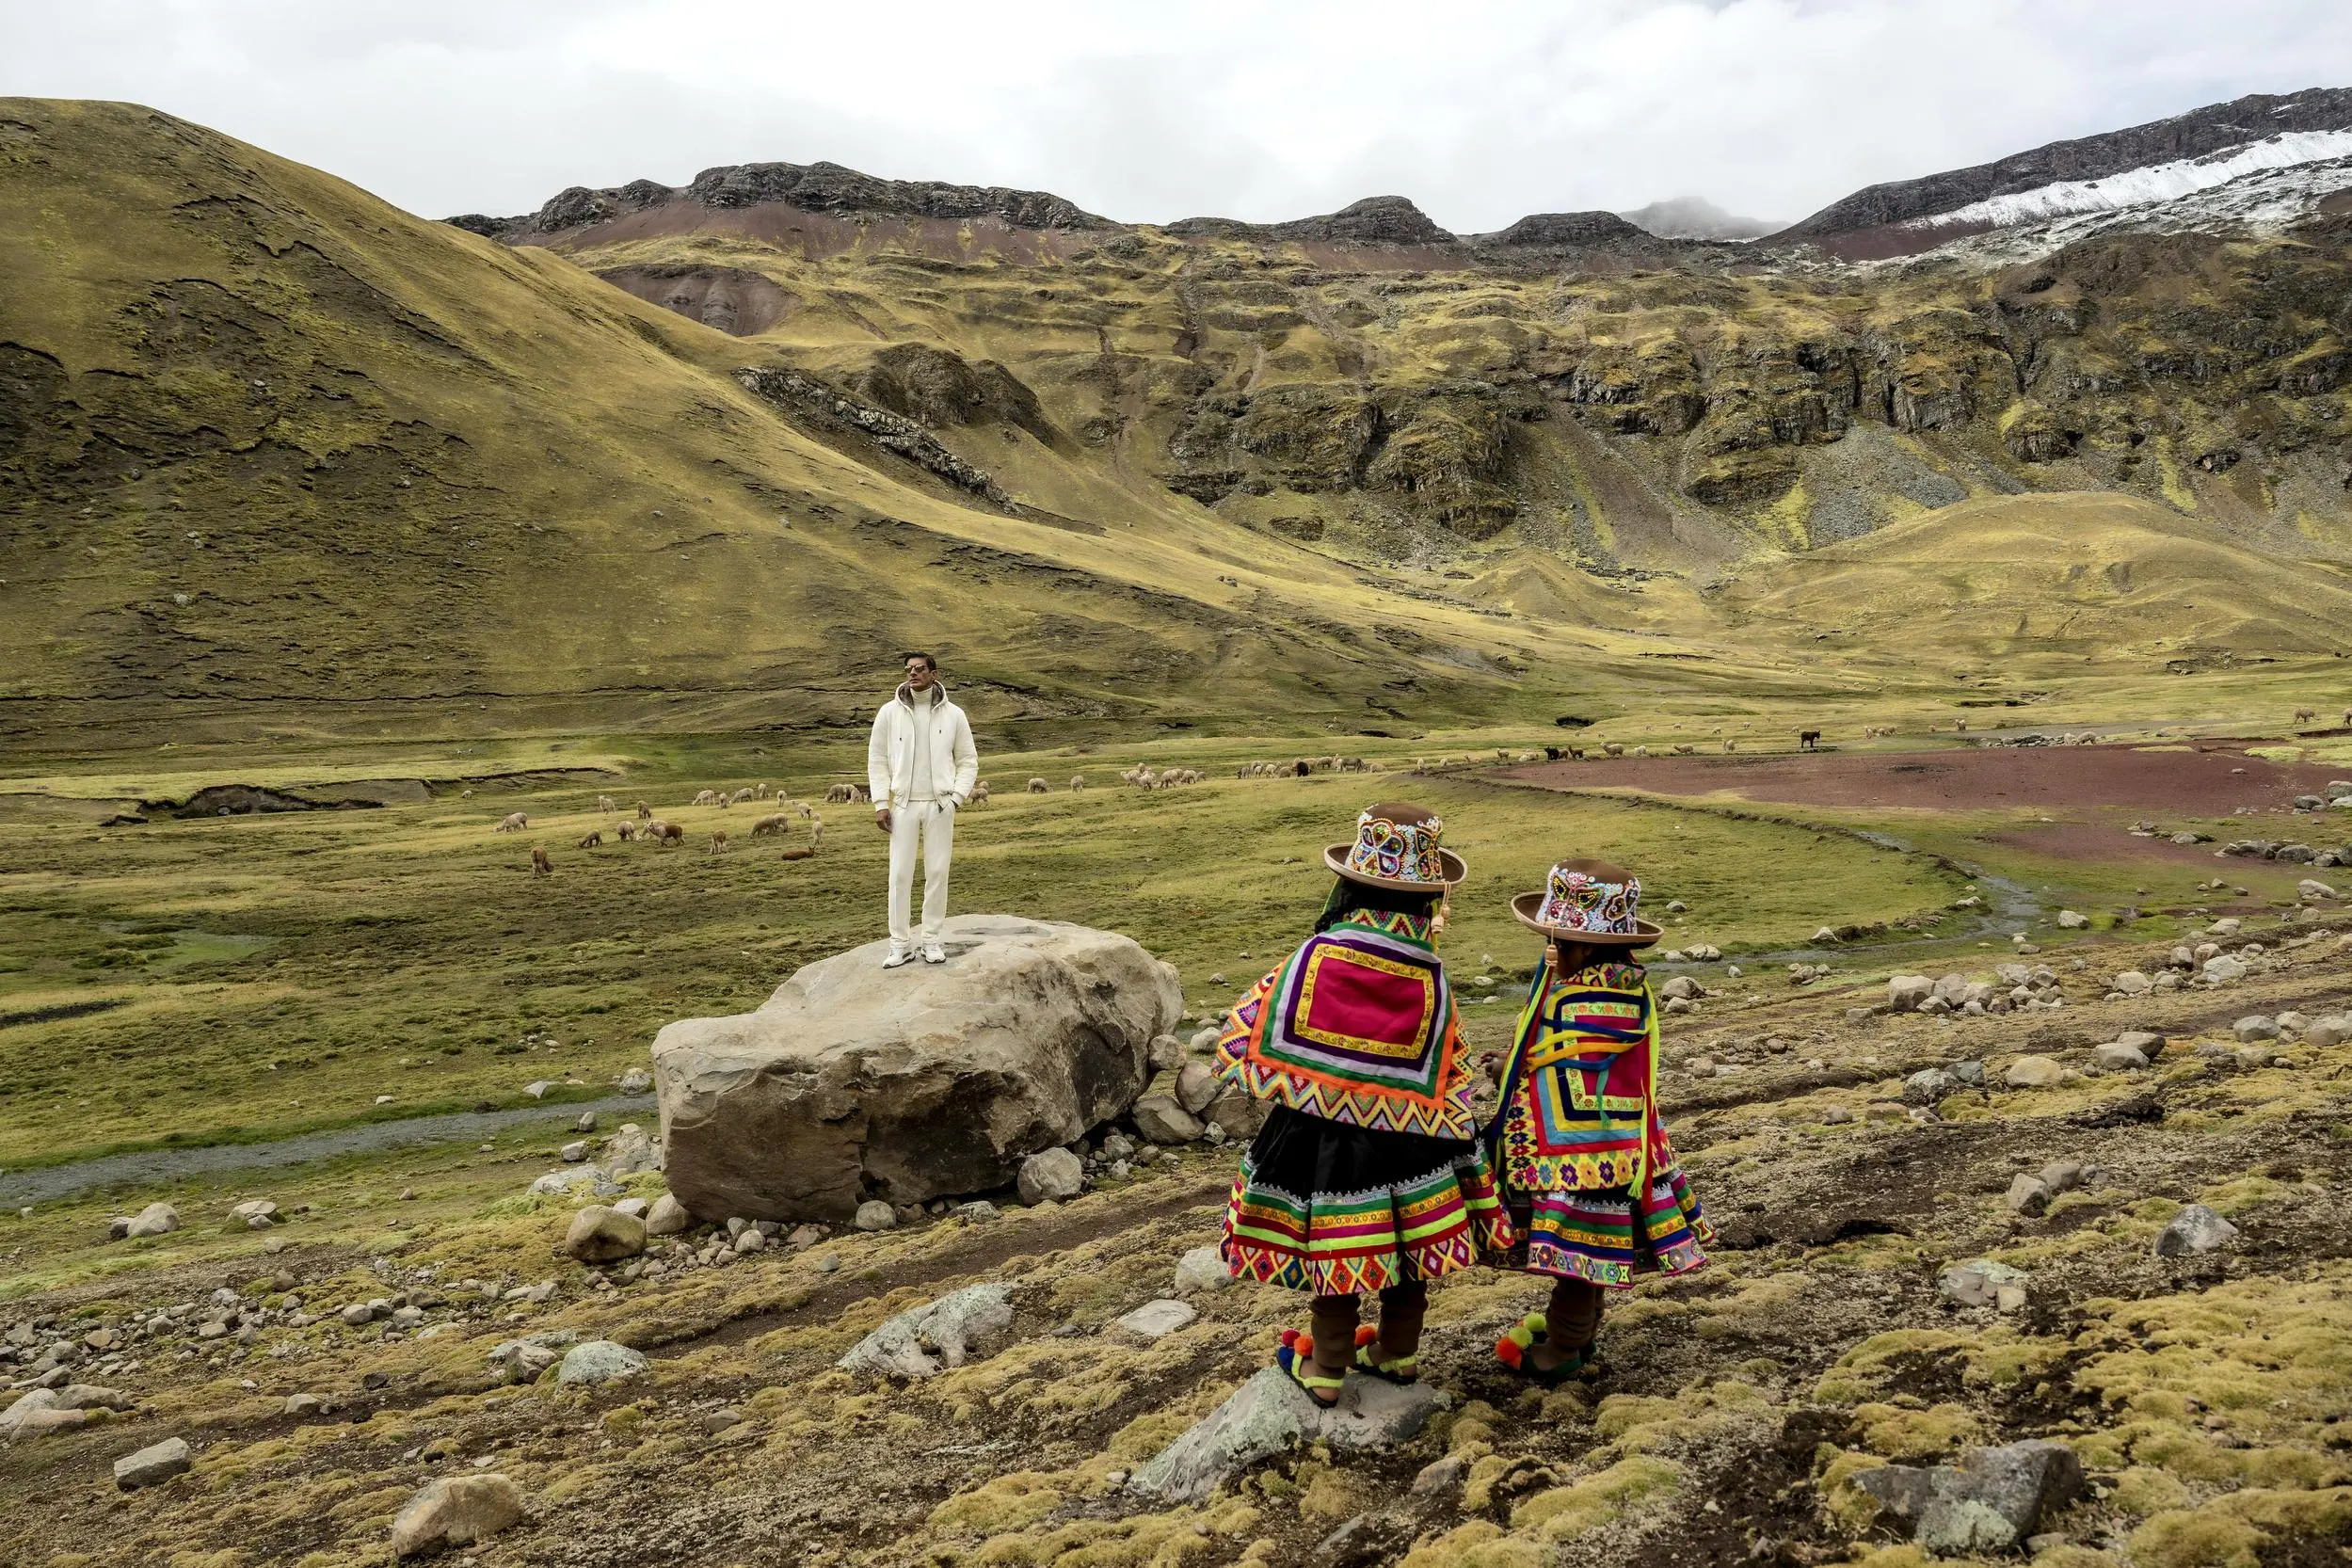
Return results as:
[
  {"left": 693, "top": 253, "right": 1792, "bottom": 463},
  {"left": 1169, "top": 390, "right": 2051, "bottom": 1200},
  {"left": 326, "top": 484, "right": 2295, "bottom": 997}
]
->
[
  {"left": 1717, "top": 492, "right": 2352, "bottom": 663},
  {"left": 7, "top": 100, "right": 1775, "bottom": 752}
]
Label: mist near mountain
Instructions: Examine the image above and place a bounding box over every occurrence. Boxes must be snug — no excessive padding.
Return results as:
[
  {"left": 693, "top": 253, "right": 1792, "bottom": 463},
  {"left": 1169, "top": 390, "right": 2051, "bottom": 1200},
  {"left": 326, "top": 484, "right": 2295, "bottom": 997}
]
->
[{"left": 1617, "top": 196, "right": 1776, "bottom": 241}]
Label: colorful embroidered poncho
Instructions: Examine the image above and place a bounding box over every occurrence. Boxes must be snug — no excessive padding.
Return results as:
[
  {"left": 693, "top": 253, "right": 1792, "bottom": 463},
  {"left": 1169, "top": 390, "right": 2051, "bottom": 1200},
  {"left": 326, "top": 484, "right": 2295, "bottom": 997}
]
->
[
  {"left": 1214, "top": 910, "right": 1478, "bottom": 1140},
  {"left": 1484, "top": 958, "right": 1675, "bottom": 1193}
]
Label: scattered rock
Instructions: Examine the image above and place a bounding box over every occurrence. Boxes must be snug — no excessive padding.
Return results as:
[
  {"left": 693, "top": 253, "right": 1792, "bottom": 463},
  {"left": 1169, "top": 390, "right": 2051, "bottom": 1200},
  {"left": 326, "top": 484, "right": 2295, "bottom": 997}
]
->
[
  {"left": 1886, "top": 975, "right": 1933, "bottom": 1012},
  {"left": 555, "top": 1341, "right": 647, "bottom": 1385},
  {"left": 340, "top": 1302, "right": 377, "bottom": 1327},
  {"left": 1131, "top": 1094, "right": 1205, "bottom": 1146},
  {"left": 644, "top": 1193, "right": 693, "bottom": 1235},
  {"left": 1113, "top": 1299, "right": 1198, "bottom": 1341},
  {"left": 1951, "top": 1060, "right": 1985, "bottom": 1086},
  {"left": 2039, "top": 1160, "right": 2085, "bottom": 1194},
  {"left": 284, "top": 1393, "right": 324, "bottom": 1416},
  {"left": 123, "top": 1201, "right": 179, "bottom": 1239},
  {"left": 1174, "top": 1063, "right": 1220, "bottom": 1115},
  {"left": 2154, "top": 1204, "right": 2239, "bottom": 1257},
  {"left": 1174, "top": 1244, "right": 1232, "bottom": 1295},
  {"left": 574, "top": 1112, "right": 598, "bottom": 1133},
  {"left": 1017, "top": 1147, "right": 1085, "bottom": 1205},
  {"left": 1904, "top": 1067, "right": 1958, "bottom": 1105},
  {"left": 600, "top": 1122, "right": 662, "bottom": 1176},
  {"left": 2005, "top": 1175, "right": 2050, "bottom": 1216},
  {"left": 113, "top": 1436, "right": 193, "bottom": 1490},
  {"left": 558, "top": 1141, "right": 590, "bottom": 1162},
  {"left": 1147, "top": 1033, "right": 1184, "bottom": 1072},
  {"left": 1853, "top": 1439, "right": 2083, "bottom": 1556},
  {"left": 2110, "top": 970, "right": 2152, "bottom": 997},
  {"left": 2092, "top": 1042, "right": 2149, "bottom": 1071},
  {"left": 2116, "top": 1031, "right": 2164, "bottom": 1056},
  {"left": 390, "top": 1473, "right": 525, "bottom": 1558},
  {"left": 1938, "top": 1258, "right": 2027, "bottom": 1308},
  {"left": 1820, "top": 1105, "right": 1855, "bottom": 1125},
  {"left": 1128, "top": 1366, "right": 1445, "bottom": 1501},
  {"left": 563, "top": 1206, "right": 647, "bottom": 1262},
  {"left": 2232, "top": 1015, "right": 2280, "bottom": 1042},
  {"left": 2201, "top": 954, "right": 2248, "bottom": 984},
  {"left": 853, "top": 1200, "right": 898, "bottom": 1232},
  {"left": 837, "top": 1285, "right": 1014, "bottom": 1378},
  {"left": 2056, "top": 910, "right": 2088, "bottom": 929},
  {"left": 528, "top": 1166, "right": 617, "bottom": 1200},
  {"left": 1411, "top": 1453, "right": 1469, "bottom": 1496},
  {"left": 2002, "top": 1055, "right": 2063, "bottom": 1088},
  {"left": 617, "top": 1067, "right": 652, "bottom": 1095}
]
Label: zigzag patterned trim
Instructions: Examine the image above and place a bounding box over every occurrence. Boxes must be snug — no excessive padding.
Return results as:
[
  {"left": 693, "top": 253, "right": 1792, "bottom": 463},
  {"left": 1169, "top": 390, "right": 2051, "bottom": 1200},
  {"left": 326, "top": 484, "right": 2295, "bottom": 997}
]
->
[{"left": 1224, "top": 1052, "right": 1478, "bottom": 1140}]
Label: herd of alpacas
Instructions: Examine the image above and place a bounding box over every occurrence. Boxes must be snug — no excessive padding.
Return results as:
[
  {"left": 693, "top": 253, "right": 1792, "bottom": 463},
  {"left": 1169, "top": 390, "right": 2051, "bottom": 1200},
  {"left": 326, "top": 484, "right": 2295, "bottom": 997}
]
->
[{"left": 493, "top": 709, "right": 2350, "bottom": 871}]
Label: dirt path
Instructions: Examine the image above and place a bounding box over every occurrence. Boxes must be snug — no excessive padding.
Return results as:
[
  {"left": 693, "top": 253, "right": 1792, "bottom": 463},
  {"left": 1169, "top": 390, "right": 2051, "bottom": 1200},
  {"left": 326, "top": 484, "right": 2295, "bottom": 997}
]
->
[
  {"left": 1499, "top": 742, "right": 2351, "bottom": 816},
  {"left": 0, "top": 1095, "right": 657, "bottom": 1207}
]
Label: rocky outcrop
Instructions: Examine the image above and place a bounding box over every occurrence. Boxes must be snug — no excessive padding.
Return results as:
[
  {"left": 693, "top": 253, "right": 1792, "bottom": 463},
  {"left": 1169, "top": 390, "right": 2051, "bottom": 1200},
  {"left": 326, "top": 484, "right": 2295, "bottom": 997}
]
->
[
  {"left": 652, "top": 915, "right": 1181, "bottom": 1222},
  {"left": 1166, "top": 196, "right": 1453, "bottom": 247},
  {"left": 734, "top": 367, "right": 1010, "bottom": 504},
  {"left": 449, "top": 159, "right": 1108, "bottom": 241},
  {"left": 595, "top": 264, "right": 796, "bottom": 337}
]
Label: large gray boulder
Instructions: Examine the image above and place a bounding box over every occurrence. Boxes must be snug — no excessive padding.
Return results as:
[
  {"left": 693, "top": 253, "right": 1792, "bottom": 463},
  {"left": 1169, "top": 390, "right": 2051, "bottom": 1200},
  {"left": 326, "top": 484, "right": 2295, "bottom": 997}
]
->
[{"left": 653, "top": 916, "right": 1181, "bottom": 1222}]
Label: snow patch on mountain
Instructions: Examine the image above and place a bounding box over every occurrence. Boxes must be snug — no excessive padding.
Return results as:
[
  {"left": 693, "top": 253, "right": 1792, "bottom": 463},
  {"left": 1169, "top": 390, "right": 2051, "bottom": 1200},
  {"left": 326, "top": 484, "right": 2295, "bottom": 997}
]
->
[
  {"left": 1905, "top": 129, "right": 2352, "bottom": 232},
  {"left": 1875, "top": 150, "right": 2352, "bottom": 273}
]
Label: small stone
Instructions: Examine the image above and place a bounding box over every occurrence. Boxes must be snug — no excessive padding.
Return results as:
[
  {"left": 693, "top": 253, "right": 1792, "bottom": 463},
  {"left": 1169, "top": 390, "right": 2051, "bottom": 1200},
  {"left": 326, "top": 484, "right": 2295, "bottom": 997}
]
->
[
  {"left": 1132, "top": 1094, "right": 1205, "bottom": 1145},
  {"left": 1115, "top": 1299, "right": 1198, "bottom": 1340},
  {"left": 2232, "top": 1015, "right": 2280, "bottom": 1042},
  {"left": 574, "top": 1112, "right": 598, "bottom": 1133},
  {"left": 1412, "top": 1453, "right": 1469, "bottom": 1496},
  {"left": 340, "top": 1302, "right": 377, "bottom": 1327},
  {"left": 612, "top": 1196, "right": 648, "bottom": 1219},
  {"left": 555, "top": 1340, "right": 647, "bottom": 1384},
  {"left": 1905, "top": 1067, "right": 1958, "bottom": 1105},
  {"left": 1994, "top": 1285, "right": 2028, "bottom": 1313},
  {"left": 956, "top": 1200, "right": 1000, "bottom": 1223},
  {"left": 1951, "top": 1060, "right": 1985, "bottom": 1086},
  {"left": 2201, "top": 954, "right": 2248, "bottom": 984},
  {"left": 837, "top": 1285, "right": 1014, "bottom": 1378},
  {"left": 644, "top": 1193, "right": 693, "bottom": 1235},
  {"left": 2056, "top": 910, "right": 2088, "bottom": 929},
  {"left": 2006, "top": 1175, "right": 2050, "bottom": 1216},
  {"left": 523, "top": 1080, "right": 552, "bottom": 1098},
  {"left": 2038, "top": 1160, "right": 2085, "bottom": 1195},
  {"left": 2003, "top": 1055, "right": 2064, "bottom": 1088},
  {"left": 700, "top": 1406, "right": 743, "bottom": 1435},
  {"left": 1174, "top": 1063, "right": 1220, "bottom": 1115},
  {"left": 285, "top": 1393, "right": 324, "bottom": 1416},
  {"left": 564, "top": 1206, "right": 647, "bottom": 1262},
  {"left": 2093, "top": 1042, "right": 2149, "bottom": 1071},
  {"left": 1938, "top": 1258, "right": 2027, "bottom": 1308},
  {"left": 618, "top": 1067, "right": 653, "bottom": 1095},
  {"left": 2111, "top": 970, "right": 2152, "bottom": 997},
  {"left": 390, "top": 1473, "right": 524, "bottom": 1557},
  {"left": 1175, "top": 1244, "right": 1231, "bottom": 1295},
  {"left": 1820, "top": 1105, "right": 1854, "bottom": 1125},
  {"left": 113, "top": 1436, "right": 193, "bottom": 1490},
  {"left": 732, "top": 1228, "right": 765, "bottom": 1254},
  {"left": 2154, "top": 1204, "right": 2239, "bottom": 1257},
  {"left": 1147, "top": 1033, "right": 1183, "bottom": 1072},
  {"left": 854, "top": 1200, "right": 898, "bottom": 1232},
  {"left": 123, "top": 1201, "right": 179, "bottom": 1239},
  {"left": 1017, "top": 1147, "right": 1085, "bottom": 1205},
  {"left": 559, "top": 1140, "right": 589, "bottom": 1162}
]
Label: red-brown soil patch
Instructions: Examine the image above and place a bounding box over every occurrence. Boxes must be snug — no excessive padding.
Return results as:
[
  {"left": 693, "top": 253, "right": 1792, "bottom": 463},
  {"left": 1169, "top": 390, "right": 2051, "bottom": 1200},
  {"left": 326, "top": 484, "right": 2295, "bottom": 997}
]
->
[{"left": 1500, "top": 744, "right": 2351, "bottom": 817}]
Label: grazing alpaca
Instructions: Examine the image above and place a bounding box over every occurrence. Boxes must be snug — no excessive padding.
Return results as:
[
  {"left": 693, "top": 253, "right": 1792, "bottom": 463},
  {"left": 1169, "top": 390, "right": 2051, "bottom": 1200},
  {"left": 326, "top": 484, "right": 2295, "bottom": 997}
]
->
[
  {"left": 576, "top": 831, "right": 601, "bottom": 849},
  {"left": 1799, "top": 729, "right": 1821, "bottom": 751},
  {"left": 634, "top": 801, "right": 651, "bottom": 821},
  {"left": 1028, "top": 776, "right": 1049, "bottom": 793},
  {"left": 531, "top": 847, "right": 552, "bottom": 876},
  {"left": 494, "top": 811, "right": 528, "bottom": 833},
  {"left": 708, "top": 831, "right": 729, "bottom": 856}
]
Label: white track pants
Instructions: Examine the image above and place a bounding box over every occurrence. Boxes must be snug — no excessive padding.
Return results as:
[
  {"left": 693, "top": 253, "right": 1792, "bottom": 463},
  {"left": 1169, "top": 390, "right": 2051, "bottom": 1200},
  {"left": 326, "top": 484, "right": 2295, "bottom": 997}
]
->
[{"left": 888, "top": 799, "right": 954, "bottom": 946}]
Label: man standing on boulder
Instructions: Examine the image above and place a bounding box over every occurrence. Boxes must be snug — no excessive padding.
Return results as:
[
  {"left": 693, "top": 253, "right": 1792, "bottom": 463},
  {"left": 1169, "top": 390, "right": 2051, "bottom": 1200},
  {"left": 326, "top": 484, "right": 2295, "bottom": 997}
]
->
[{"left": 868, "top": 652, "right": 979, "bottom": 968}]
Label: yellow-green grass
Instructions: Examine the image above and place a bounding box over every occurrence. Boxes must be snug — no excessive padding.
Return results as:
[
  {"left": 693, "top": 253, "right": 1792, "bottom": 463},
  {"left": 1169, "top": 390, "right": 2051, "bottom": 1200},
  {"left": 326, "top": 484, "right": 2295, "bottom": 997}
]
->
[{"left": 0, "top": 744, "right": 1960, "bottom": 1165}]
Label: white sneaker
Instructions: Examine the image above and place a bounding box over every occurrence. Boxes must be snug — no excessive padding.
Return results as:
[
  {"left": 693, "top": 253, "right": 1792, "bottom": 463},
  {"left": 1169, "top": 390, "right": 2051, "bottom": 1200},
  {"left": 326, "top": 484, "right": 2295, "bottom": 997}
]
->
[
  {"left": 922, "top": 943, "right": 947, "bottom": 965},
  {"left": 883, "top": 944, "right": 913, "bottom": 968}
]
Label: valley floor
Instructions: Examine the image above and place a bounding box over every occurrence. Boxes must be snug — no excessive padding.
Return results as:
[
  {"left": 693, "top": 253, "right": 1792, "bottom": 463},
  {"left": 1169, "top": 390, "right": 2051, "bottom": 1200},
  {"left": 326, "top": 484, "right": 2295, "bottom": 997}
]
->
[{"left": 1, "top": 723, "right": 2348, "bottom": 1567}]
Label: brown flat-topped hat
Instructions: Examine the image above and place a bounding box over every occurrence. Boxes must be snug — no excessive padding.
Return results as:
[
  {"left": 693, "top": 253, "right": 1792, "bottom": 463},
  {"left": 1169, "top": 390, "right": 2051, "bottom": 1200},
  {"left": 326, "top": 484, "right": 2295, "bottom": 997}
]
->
[
  {"left": 1511, "top": 856, "right": 1663, "bottom": 947},
  {"left": 1324, "top": 801, "right": 1467, "bottom": 890}
]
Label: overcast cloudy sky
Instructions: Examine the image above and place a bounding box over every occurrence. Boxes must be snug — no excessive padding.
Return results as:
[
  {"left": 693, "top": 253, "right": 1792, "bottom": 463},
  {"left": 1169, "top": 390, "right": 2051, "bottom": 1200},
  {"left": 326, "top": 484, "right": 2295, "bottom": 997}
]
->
[{"left": 8, "top": 0, "right": 2352, "bottom": 232}]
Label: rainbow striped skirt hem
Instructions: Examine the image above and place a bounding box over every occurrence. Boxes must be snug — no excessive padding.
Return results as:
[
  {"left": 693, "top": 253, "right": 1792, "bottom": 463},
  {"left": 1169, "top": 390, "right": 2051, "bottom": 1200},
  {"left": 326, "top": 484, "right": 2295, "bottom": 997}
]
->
[
  {"left": 1221, "top": 1105, "right": 1513, "bottom": 1297},
  {"left": 1505, "top": 1162, "right": 1712, "bottom": 1288}
]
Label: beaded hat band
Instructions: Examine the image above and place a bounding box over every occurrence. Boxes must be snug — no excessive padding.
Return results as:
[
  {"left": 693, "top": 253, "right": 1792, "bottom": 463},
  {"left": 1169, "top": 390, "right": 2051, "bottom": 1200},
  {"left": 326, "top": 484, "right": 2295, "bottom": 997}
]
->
[
  {"left": 1323, "top": 802, "right": 1467, "bottom": 890},
  {"left": 1511, "top": 858, "right": 1663, "bottom": 947}
]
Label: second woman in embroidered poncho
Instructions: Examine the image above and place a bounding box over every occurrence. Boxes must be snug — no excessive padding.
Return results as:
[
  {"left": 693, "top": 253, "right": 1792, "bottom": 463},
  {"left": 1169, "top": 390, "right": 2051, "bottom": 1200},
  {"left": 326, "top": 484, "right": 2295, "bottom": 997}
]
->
[
  {"left": 1487, "top": 857, "right": 1712, "bottom": 1383},
  {"left": 1215, "top": 803, "right": 1512, "bottom": 1406}
]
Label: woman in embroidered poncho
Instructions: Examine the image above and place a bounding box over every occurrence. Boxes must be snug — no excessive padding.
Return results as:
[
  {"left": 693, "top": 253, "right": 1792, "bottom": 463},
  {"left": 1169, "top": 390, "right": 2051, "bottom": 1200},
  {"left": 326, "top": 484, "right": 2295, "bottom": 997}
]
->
[
  {"left": 1215, "top": 802, "right": 1512, "bottom": 1407},
  {"left": 1487, "top": 858, "right": 1712, "bottom": 1384}
]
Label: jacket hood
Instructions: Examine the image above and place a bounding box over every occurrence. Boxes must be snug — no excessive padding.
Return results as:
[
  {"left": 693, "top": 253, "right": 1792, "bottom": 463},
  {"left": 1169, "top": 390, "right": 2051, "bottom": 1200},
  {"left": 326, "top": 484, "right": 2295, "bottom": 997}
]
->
[{"left": 894, "top": 680, "right": 953, "bottom": 710}]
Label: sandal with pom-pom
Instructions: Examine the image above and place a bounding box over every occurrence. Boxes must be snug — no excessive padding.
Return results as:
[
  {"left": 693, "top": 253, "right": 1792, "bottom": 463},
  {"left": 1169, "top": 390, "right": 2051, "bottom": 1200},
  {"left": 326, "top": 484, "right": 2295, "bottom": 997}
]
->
[
  {"left": 1351, "top": 1323, "right": 1419, "bottom": 1384},
  {"left": 1275, "top": 1326, "right": 1346, "bottom": 1407},
  {"left": 1494, "top": 1311, "right": 1592, "bottom": 1385}
]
